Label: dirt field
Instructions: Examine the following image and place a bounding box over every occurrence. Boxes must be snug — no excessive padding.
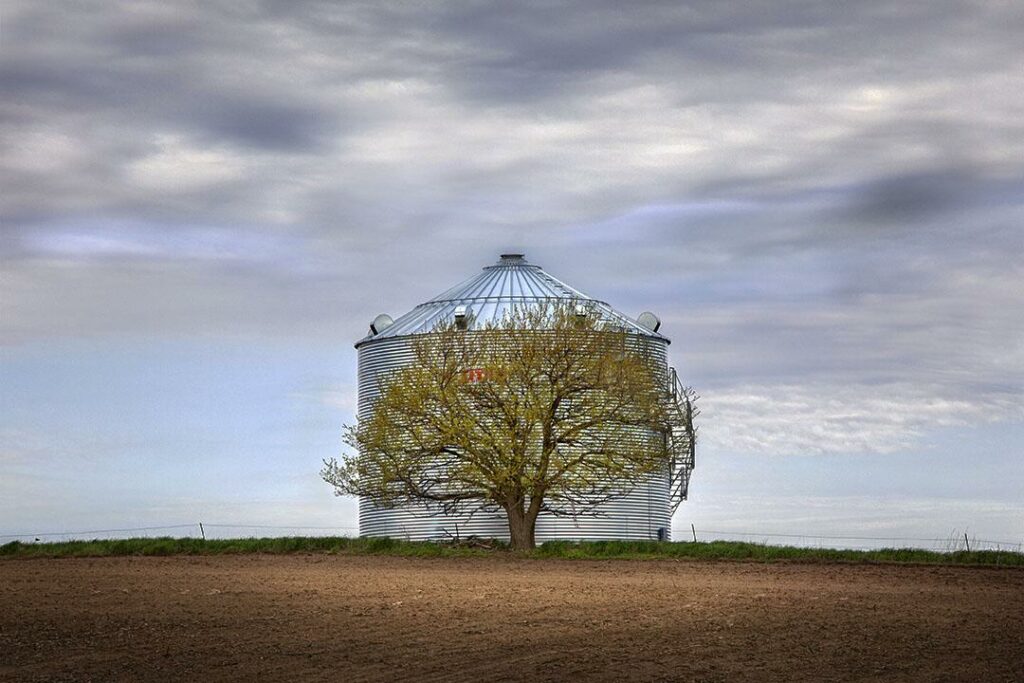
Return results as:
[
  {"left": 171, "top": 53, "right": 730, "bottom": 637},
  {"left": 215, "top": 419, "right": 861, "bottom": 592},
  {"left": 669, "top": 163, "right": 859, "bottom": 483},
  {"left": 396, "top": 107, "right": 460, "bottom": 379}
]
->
[{"left": 1, "top": 556, "right": 1022, "bottom": 682}]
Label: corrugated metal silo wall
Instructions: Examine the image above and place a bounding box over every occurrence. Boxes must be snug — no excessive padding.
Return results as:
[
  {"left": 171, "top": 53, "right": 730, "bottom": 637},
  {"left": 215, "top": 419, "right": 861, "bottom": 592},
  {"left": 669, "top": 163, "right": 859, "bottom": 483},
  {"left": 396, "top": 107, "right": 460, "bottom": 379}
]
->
[{"left": 356, "top": 334, "right": 673, "bottom": 541}]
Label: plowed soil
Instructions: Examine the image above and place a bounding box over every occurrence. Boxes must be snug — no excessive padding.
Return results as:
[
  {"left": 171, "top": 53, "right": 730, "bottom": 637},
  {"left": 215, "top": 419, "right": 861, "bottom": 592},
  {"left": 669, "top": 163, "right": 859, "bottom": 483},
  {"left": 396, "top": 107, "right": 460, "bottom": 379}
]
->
[{"left": 1, "top": 555, "right": 1022, "bottom": 682}]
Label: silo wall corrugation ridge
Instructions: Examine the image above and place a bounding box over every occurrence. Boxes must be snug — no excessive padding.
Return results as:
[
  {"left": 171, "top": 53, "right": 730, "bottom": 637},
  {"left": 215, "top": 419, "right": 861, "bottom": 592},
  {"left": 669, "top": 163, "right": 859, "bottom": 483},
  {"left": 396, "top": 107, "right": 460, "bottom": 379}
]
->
[{"left": 356, "top": 335, "right": 673, "bottom": 542}]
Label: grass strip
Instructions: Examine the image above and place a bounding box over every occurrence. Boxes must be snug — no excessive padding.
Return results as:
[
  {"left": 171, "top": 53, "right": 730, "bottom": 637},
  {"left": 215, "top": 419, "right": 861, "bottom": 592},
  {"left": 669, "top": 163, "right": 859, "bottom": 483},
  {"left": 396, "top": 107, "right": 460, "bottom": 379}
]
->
[{"left": 2, "top": 536, "right": 1022, "bottom": 566}]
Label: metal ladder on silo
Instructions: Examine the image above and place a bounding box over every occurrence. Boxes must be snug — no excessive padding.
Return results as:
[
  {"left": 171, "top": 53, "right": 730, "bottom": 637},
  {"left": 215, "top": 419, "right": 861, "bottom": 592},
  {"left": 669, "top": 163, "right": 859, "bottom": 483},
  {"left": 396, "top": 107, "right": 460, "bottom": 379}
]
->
[{"left": 665, "top": 367, "right": 698, "bottom": 514}]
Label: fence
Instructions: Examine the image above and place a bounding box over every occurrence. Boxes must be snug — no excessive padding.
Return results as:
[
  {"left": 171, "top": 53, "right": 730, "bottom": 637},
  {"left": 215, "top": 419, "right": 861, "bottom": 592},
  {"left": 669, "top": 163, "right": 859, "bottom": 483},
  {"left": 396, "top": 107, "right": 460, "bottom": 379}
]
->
[
  {"left": 680, "top": 528, "right": 1023, "bottom": 553},
  {"left": 1, "top": 523, "right": 1020, "bottom": 553},
  {"left": 0, "top": 524, "right": 358, "bottom": 543}
]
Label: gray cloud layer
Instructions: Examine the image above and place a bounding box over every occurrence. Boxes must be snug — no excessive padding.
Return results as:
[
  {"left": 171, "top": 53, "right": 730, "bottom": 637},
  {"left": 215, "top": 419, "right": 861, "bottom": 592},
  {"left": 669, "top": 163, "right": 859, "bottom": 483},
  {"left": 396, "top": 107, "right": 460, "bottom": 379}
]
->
[{"left": 2, "top": 0, "right": 1022, "bottom": 454}]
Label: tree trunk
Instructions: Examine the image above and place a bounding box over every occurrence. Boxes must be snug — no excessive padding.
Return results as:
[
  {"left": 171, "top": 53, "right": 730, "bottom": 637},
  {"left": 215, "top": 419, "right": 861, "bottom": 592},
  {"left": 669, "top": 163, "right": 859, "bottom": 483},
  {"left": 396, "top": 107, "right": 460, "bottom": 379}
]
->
[{"left": 506, "top": 503, "right": 537, "bottom": 551}]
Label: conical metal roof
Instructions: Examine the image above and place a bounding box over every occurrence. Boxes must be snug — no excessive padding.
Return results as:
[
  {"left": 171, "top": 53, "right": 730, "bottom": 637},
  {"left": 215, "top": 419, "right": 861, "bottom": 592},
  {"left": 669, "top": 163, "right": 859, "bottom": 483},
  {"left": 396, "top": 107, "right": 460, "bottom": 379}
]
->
[{"left": 356, "top": 253, "right": 669, "bottom": 347}]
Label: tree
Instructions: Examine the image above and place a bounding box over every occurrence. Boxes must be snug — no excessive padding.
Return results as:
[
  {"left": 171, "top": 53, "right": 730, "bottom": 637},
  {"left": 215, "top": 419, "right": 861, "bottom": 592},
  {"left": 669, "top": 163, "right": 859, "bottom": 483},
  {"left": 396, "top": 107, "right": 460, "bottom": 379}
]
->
[{"left": 322, "top": 302, "right": 693, "bottom": 550}]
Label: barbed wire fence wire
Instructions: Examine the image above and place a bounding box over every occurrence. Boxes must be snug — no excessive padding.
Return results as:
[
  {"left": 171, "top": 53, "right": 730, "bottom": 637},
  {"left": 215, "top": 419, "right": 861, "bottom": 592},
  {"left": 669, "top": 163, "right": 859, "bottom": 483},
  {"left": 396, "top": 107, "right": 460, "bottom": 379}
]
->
[
  {"left": 0, "top": 524, "right": 359, "bottom": 542},
  {"left": 679, "top": 528, "right": 1023, "bottom": 553},
  {"left": 1, "top": 523, "right": 1020, "bottom": 553}
]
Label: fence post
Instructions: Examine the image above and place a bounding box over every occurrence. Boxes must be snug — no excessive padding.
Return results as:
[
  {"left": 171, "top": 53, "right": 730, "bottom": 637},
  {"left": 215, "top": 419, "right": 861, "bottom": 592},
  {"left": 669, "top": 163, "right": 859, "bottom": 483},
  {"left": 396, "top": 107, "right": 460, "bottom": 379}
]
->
[
  {"left": 964, "top": 532, "right": 970, "bottom": 552},
  {"left": 691, "top": 523, "right": 697, "bottom": 543},
  {"left": 199, "top": 522, "right": 206, "bottom": 540}
]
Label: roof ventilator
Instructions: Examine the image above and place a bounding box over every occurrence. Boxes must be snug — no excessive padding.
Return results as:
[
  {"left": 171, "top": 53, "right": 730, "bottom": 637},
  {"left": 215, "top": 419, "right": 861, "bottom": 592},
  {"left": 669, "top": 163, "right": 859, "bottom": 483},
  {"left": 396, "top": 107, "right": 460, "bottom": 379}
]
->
[
  {"left": 637, "top": 311, "right": 661, "bottom": 333},
  {"left": 370, "top": 313, "right": 394, "bottom": 335},
  {"left": 454, "top": 305, "right": 471, "bottom": 330}
]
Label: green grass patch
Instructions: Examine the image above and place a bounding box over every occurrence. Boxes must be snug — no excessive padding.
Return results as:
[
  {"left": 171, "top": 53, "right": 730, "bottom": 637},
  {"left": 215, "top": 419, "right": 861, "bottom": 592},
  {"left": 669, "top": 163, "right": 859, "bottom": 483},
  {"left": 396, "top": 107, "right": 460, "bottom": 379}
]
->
[
  {"left": 0, "top": 536, "right": 493, "bottom": 559},
  {"left": 533, "top": 539, "right": 1024, "bottom": 565},
  {"left": 2, "top": 532, "right": 1024, "bottom": 565},
  {"left": 2, "top": 536, "right": 1022, "bottom": 566}
]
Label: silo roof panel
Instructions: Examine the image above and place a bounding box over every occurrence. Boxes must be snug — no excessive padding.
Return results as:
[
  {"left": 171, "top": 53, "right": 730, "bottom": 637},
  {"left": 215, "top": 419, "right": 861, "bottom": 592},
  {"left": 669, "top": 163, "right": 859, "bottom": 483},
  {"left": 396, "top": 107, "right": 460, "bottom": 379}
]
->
[{"left": 356, "top": 254, "right": 669, "bottom": 346}]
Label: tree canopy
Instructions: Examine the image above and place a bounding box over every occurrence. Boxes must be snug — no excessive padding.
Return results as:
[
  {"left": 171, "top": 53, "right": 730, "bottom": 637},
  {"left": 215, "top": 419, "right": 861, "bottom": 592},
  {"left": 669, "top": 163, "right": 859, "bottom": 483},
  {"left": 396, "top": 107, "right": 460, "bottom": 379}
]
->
[{"left": 322, "top": 302, "right": 695, "bottom": 550}]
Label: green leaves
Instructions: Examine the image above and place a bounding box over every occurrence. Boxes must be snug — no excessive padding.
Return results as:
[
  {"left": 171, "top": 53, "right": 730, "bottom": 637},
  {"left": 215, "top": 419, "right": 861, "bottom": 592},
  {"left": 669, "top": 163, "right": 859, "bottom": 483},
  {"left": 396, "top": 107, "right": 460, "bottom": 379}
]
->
[{"left": 323, "top": 301, "right": 690, "bottom": 548}]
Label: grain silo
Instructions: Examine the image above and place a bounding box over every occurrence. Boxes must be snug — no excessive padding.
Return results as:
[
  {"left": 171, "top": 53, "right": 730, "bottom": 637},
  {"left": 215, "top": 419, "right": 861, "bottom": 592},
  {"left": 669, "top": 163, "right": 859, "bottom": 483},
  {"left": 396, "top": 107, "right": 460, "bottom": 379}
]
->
[{"left": 355, "top": 253, "right": 694, "bottom": 542}]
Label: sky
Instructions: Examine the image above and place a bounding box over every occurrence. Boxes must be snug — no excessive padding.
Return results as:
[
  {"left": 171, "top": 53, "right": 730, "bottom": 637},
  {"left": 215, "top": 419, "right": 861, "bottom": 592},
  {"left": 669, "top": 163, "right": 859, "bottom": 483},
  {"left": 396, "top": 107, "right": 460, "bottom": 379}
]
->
[{"left": 2, "top": 1, "right": 1022, "bottom": 548}]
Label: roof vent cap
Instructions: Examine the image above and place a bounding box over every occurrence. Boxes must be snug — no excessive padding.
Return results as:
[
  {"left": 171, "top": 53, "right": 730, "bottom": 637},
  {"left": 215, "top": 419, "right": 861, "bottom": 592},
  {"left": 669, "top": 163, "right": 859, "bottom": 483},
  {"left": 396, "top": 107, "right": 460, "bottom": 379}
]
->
[
  {"left": 498, "top": 253, "right": 525, "bottom": 264},
  {"left": 637, "top": 311, "right": 661, "bottom": 333},
  {"left": 370, "top": 313, "right": 394, "bottom": 335},
  {"left": 454, "top": 304, "right": 471, "bottom": 330}
]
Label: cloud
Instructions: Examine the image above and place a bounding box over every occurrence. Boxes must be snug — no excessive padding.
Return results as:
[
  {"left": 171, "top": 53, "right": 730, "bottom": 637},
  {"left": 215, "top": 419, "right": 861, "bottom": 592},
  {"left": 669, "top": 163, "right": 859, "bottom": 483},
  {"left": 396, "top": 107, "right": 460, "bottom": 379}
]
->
[
  {"left": 312, "top": 388, "right": 359, "bottom": 415},
  {"left": 0, "top": 429, "right": 52, "bottom": 465},
  {"left": 701, "top": 383, "right": 1023, "bottom": 455},
  {"left": 1, "top": 0, "right": 1022, "bottom": 457}
]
